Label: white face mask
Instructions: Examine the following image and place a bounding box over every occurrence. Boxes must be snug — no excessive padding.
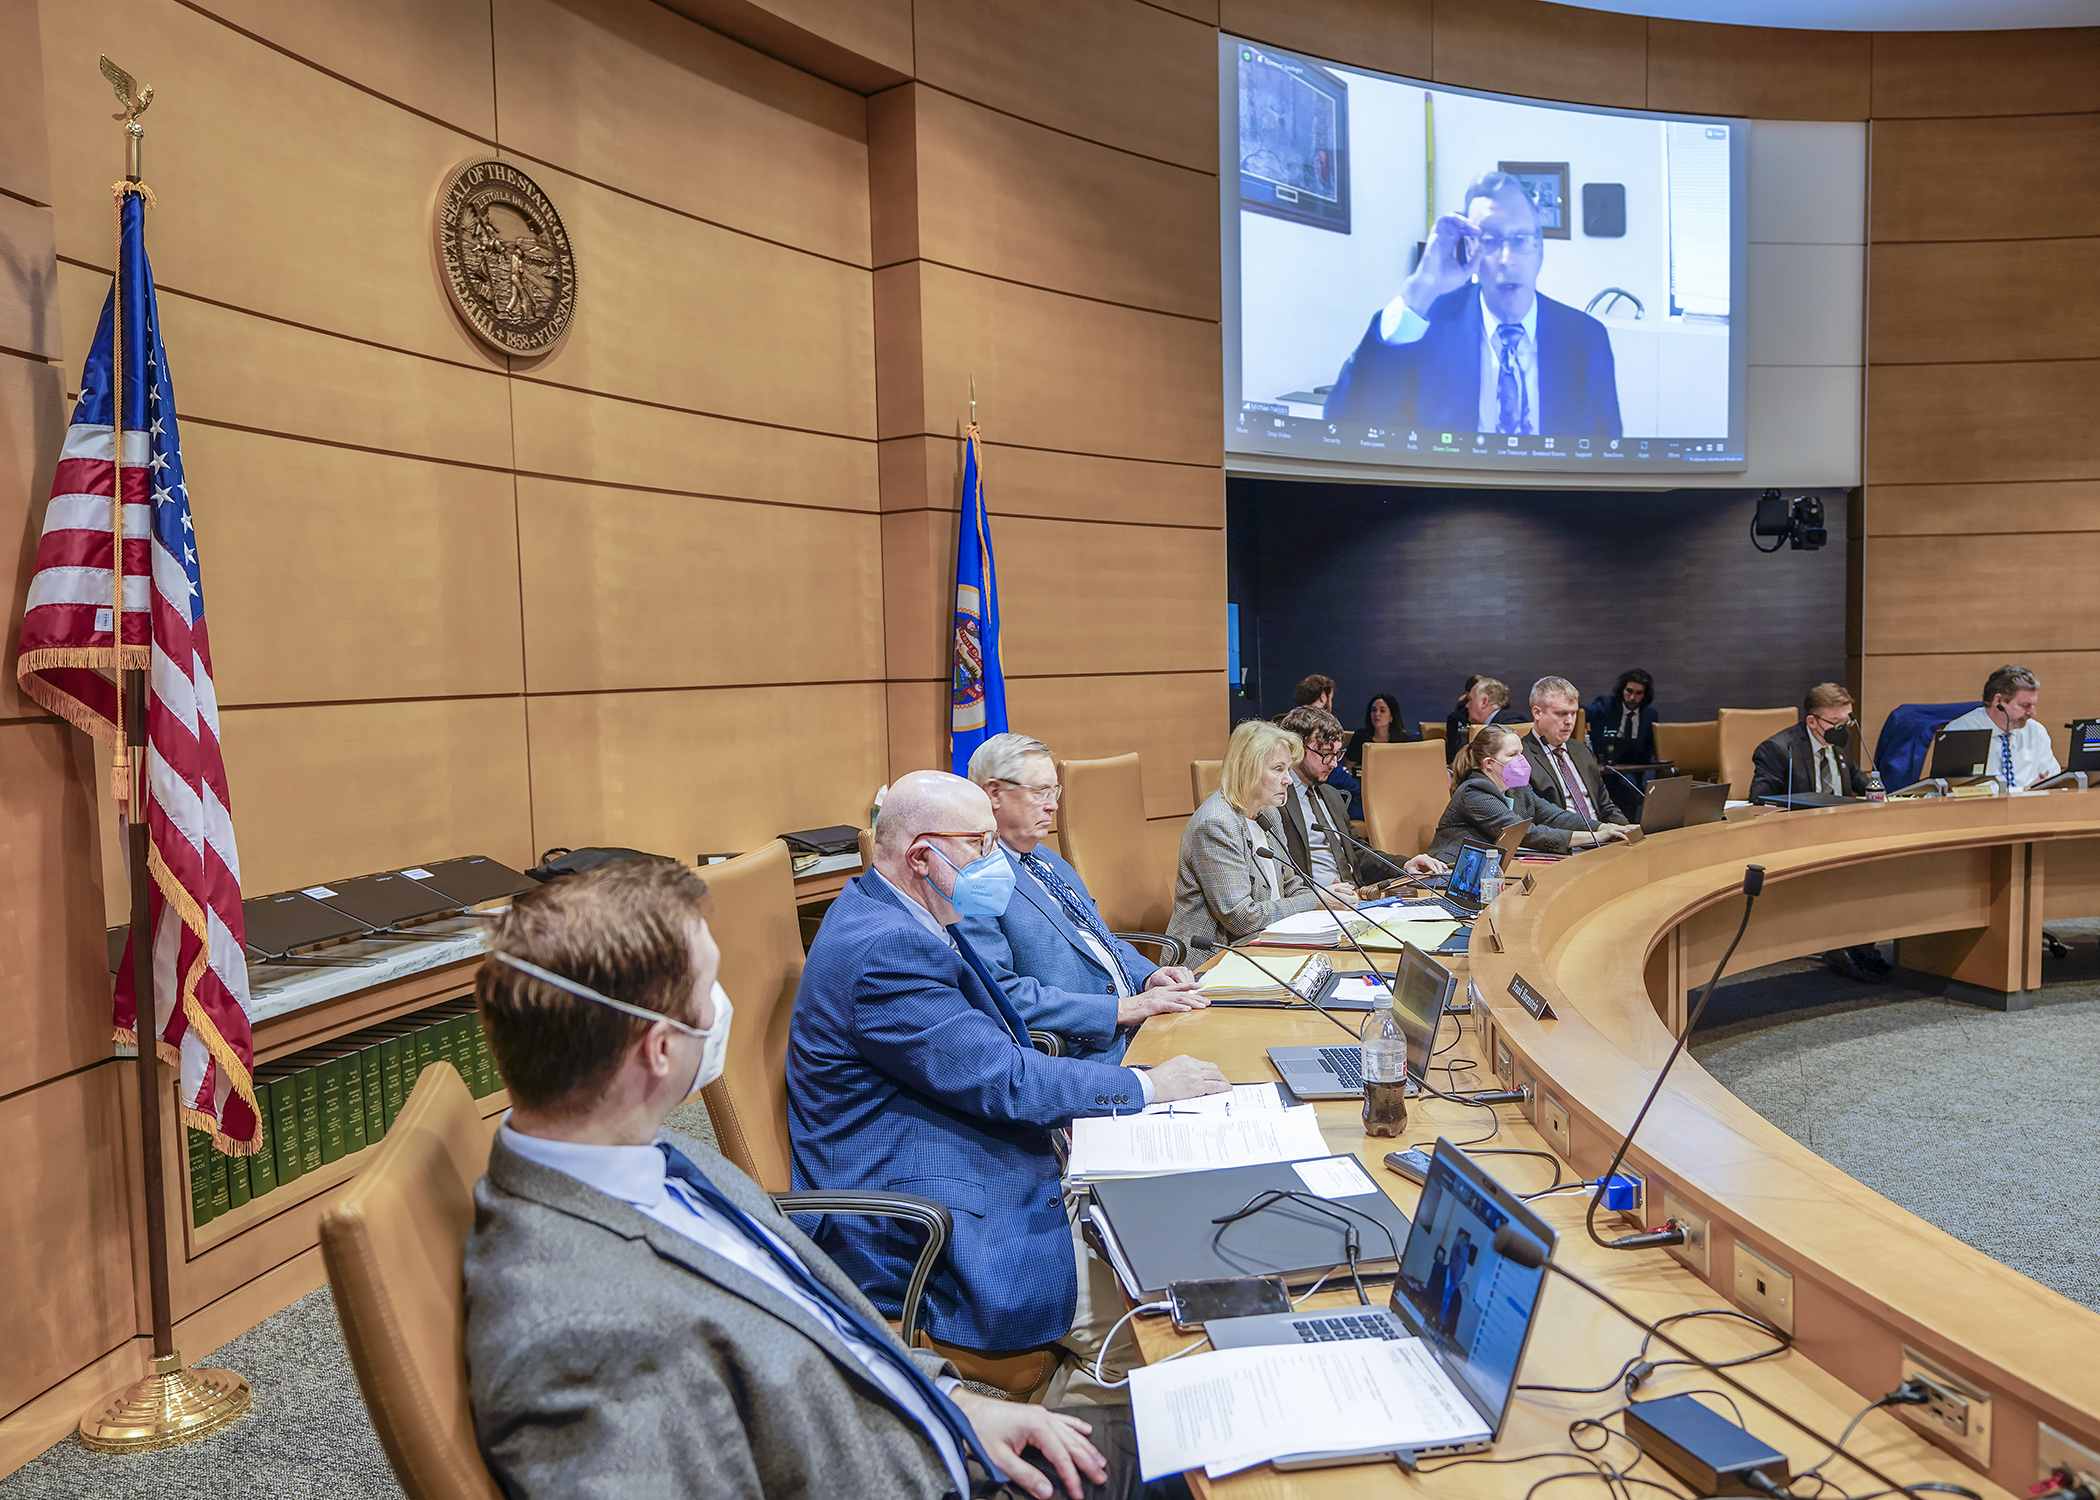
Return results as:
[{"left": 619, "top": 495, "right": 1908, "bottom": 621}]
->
[{"left": 683, "top": 981, "right": 735, "bottom": 1099}]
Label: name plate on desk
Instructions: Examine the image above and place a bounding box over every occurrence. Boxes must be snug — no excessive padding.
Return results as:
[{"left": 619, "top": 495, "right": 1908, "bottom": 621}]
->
[{"left": 1506, "top": 973, "right": 1557, "bottom": 1021}]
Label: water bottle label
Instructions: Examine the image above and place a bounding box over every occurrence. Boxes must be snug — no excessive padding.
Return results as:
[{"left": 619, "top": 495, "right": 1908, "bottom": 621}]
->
[{"left": 1361, "top": 1042, "right": 1408, "bottom": 1083}]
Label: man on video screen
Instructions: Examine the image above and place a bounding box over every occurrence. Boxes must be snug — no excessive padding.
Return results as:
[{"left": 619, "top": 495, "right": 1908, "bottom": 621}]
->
[{"left": 1324, "top": 171, "right": 1621, "bottom": 440}]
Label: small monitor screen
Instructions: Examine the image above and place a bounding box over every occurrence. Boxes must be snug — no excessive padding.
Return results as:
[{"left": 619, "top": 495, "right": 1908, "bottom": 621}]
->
[
  {"left": 1222, "top": 35, "right": 1749, "bottom": 478},
  {"left": 1396, "top": 1151, "right": 1550, "bottom": 1424},
  {"left": 1392, "top": 943, "right": 1450, "bottom": 1081},
  {"left": 1446, "top": 842, "right": 1491, "bottom": 903}
]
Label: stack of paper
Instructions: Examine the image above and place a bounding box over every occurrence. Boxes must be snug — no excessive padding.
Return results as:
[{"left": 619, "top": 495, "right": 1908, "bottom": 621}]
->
[
  {"left": 1137, "top": 1082, "right": 1284, "bottom": 1118},
  {"left": 1066, "top": 1103, "right": 1330, "bottom": 1185},
  {"left": 1130, "top": 1341, "right": 1487, "bottom": 1480},
  {"left": 1195, "top": 949, "right": 1317, "bottom": 1001},
  {"left": 1247, "top": 906, "right": 1459, "bottom": 953}
]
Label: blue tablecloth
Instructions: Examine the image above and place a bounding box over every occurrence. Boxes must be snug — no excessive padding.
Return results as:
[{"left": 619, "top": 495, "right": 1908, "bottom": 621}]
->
[{"left": 1874, "top": 700, "right": 1980, "bottom": 789}]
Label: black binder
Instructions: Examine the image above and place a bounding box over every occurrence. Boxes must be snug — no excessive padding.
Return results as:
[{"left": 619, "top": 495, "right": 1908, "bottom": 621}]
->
[
  {"left": 1088, "top": 1158, "right": 1411, "bottom": 1301},
  {"left": 779, "top": 825, "right": 863, "bottom": 857}
]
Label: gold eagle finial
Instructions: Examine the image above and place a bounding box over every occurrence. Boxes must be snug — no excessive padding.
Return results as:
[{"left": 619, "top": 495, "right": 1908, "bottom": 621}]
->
[{"left": 100, "top": 55, "right": 153, "bottom": 129}]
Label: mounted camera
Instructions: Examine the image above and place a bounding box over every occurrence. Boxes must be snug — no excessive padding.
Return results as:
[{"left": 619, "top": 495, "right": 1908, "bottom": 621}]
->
[{"left": 1752, "top": 490, "right": 1826, "bottom": 553}]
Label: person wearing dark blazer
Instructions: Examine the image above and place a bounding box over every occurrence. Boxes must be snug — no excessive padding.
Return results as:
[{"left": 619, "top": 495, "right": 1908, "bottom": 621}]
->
[
  {"left": 959, "top": 733, "right": 1206, "bottom": 1063},
  {"left": 1324, "top": 172, "right": 1621, "bottom": 441},
  {"left": 464, "top": 857, "right": 1159, "bottom": 1500},
  {"left": 1586, "top": 669, "right": 1658, "bottom": 767},
  {"left": 1428, "top": 724, "right": 1633, "bottom": 863},
  {"left": 1748, "top": 683, "right": 1873, "bottom": 801},
  {"left": 1444, "top": 676, "right": 1513, "bottom": 765},
  {"left": 1344, "top": 692, "right": 1419, "bottom": 773},
  {"left": 1521, "top": 676, "right": 1630, "bottom": 832},
  {"left": 791, "top": 771, "right": 1226, "bottom": 1366},
  {"left": 1276, "top": 707, "right": 1446, "bottom": 888}
]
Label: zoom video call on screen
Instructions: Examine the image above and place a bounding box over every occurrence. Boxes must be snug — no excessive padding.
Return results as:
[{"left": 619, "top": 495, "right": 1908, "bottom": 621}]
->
[{"left": 1222, "top": 37, "right": 1750, "bottom": 476}]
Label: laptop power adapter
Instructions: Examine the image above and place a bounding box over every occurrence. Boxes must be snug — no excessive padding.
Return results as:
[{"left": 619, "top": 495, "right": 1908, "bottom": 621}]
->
[{"left": 1623, "top": 1394, "right": 1792, "bottom": 1497}]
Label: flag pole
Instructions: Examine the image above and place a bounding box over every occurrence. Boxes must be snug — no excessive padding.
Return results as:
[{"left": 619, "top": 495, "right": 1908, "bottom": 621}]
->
[{"left": 78, "top": 58, "right": 251, "bottom": 1454}]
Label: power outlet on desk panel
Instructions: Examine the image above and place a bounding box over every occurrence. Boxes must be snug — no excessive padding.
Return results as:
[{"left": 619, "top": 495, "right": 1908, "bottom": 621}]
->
[
  {"left": 1731, "top": 1241, "right": 1794, "bottom": 1336},
  {"left": 1538, "top": 1091, "right": 1571, "bottom": 1159},
  {"left": 1897, "top": 1347, "right": 1992, "bottom": 1469},
  {"left": 1493, "top": 1033, "right": 1514, "bottom": 1089},
  {"left": 1660, "top": 1191, "right": 1710, "bottom": 1279},
  {"left": 2037, "top": 1421, "right": 2100, "bottom": 1496}
]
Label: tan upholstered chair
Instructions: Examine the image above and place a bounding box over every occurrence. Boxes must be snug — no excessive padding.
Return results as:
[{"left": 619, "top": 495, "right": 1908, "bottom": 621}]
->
[
  {"left": 1719, "top": 708, "right": 1797, "bottom": 799},
  {"left": 1189, "top": 758, "right": 1222, "bottom": 807},
  {"left": 1056, "top": 752, "right": 1184, "bottom": 963},
  {"left": 857, "top": 826, "right": 874, "bottom": 871},
  {"left": 1419, "top": 722, "right": 1446, "bottom": 742},
  {"left": 1361, "top": 740, "right": 1451, "bottom": 862},
  {"left": 319, "top": 1062, "right": 505, "bottom": 1500},
  {"left": 698, "top": 840, "right": 805, "bottom": 1194},
  {"left": 1654, "top": 720, "right": 1720, "bottom": 780}
]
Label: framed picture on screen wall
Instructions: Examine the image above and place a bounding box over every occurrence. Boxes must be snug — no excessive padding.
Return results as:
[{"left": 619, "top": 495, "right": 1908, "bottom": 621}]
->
[{"left": 1498, "top": 160, "right": 1571, "bottom": 239}]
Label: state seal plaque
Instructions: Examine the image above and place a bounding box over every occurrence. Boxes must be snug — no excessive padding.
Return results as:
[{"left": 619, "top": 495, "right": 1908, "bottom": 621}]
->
[{"left": 435, "top": 159, "right": 577, "bottom": 354}]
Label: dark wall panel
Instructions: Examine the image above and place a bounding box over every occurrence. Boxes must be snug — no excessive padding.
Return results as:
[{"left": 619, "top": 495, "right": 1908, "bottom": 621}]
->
[{"left": 1229, "top": 479, "right": 1849, "bottom": 731}]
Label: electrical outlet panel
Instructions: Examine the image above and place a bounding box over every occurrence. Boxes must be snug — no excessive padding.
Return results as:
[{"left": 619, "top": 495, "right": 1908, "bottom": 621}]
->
[
  {"left": 1538, "top": 1091, "right": 1570, "bottom": 1159},
  {"left": 1731, "top": 1241, "right": 1794, "bottom": 1335},
  {"left": 2037, "top": 1422, "right": 2100, "bottom": 1495},
  {"left": 1493, "top": 1034, "right": 1514, "bottom": 1087},
  {"left": 1514, "top": 1064, "right": 1536, "bottom": 1121},
  {"left": 1661, "top": 1189, "right": 1710, "bottom": 1278},
  {"left": 1898, "top": 1347, "right": 1992, "bottom": 1469}
]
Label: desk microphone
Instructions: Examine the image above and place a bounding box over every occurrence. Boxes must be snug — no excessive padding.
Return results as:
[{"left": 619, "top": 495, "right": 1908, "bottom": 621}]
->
[
  {"left": 1585, "top": 864, "right": 1764, "bottom": 1254},
  {"left": 1489, "top": 1226, "right": 1976, "bottom": 1500}
]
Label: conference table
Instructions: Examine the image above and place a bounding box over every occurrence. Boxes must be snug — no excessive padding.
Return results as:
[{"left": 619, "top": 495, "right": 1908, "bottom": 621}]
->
[{"left": 1123, "top": 790, "right": 2100, "bottom": 1499}]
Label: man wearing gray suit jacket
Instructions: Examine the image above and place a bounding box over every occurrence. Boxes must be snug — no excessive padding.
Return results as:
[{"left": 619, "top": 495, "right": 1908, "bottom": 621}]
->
[
  {"left": 959, "top": 733, "right": 1207, "bottom": 1061},
  {"left": 463, "top": 858, "right": 1164, "bottom": 1500}
]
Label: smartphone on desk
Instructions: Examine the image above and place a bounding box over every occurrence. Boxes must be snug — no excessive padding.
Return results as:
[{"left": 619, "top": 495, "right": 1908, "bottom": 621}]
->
[
  {"left": 1384, "top": 1148, "right": 1434, "bottom": 1185},
  {"left": 1167, "top": 1276, "right": 1291, "bottom": 1334}
]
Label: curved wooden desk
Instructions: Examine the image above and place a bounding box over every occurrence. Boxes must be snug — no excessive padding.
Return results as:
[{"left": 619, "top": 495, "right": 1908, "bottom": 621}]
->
[{"left": 1469, "top": 791, "right": 2100, "bottom": 1493}]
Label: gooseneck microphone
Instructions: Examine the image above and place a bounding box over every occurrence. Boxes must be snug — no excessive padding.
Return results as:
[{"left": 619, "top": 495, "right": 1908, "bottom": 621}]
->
[
  {"left": 1255, "top": 845, "right": 1388, "bottom": 1041},
  {"left": 1585, "top": 864, "right": 1764, "bottom": 1253},
  {"left": 1489, "top": 1225, "right": 1979, "bottom": 1500}
]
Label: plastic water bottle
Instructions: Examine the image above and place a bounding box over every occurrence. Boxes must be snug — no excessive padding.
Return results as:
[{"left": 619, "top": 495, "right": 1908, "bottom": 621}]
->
[
  {"left": 1864, "top": 770, "right": 1886, "bottom": 803},
  {"left": 1479, "top": 847, "right": 1504, "bottom": 903},
  {"left": 1360, "top": 1005, "right": 1409, "bottom": 1137}
]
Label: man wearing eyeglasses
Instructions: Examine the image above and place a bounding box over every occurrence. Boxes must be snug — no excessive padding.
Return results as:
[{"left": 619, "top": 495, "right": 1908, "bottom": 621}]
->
[
  {"left": 1274, "top": 707, "right": 1447, "bottom": 894},
  {"left": 790, "top": 770, "right": 1228, "bottom": 1386},
  {"left": 960, "top": 734, "right": 1206, "bottom": 1064},
  {"left": 1323, "top": 170, "right": 1622, "bottom": 441}
]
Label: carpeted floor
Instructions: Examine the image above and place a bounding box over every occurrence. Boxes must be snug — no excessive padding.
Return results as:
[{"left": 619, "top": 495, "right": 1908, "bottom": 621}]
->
[{"left": 10, "top": 947, "right": 2097, "bottom": 1495}]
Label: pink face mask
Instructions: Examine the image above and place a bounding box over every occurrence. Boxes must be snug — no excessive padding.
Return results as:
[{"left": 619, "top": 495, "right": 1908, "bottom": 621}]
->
[{"left": 1497, "top": 757, "right": 1532, "bottom": 791}]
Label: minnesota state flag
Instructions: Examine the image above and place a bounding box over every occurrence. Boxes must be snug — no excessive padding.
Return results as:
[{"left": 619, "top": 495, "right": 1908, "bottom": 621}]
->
[{"left": 949, "top": 424, "right": 1007, "bottom": 774}]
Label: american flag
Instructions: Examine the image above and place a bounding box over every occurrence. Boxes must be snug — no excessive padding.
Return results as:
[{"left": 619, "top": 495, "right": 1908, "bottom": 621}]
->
[{"left": 15, "top": 186, "right": 258, "bottom": 1154}]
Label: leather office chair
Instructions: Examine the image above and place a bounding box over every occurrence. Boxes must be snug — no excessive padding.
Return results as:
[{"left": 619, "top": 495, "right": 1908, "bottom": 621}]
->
[
  {"left": 1719, "top": 708, "right": 1796, "bottom": 799},
  {"left": 1654, "top": 719, "right": 1720, "bottom": 780},
  {"left": 1189, "top": 758, "right": 1222, "bottom": 807},
  {"left": 319, "top": 1062, "right": 504, "bottom": 1500},
  {"left": 700, "top": 842, "right": 1057, "bottom": 1396},
  {"left": 857, "top": 826, "right": 874, "bottom": 871},
  {"left": 1361, "top": 740, "right": 1448, "bottom": 863},
  {"left": 1054, "top": 753, "right": 1185, "bottom": 965},
  {"left": 1420, "top": 722, "right": 1446, "bottom": 742}
]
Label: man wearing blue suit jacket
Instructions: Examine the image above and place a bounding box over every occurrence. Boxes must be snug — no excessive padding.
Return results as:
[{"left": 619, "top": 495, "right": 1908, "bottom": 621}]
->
[
  {"left": 959, "top": 734, "right": 1208, "bottom": 1063},
  {"left": 790, "top": 770, "right": 1228, "bottom": 1368},
  {"left": 1324, "top": 171, "right": 1621, "bottom": 441}
]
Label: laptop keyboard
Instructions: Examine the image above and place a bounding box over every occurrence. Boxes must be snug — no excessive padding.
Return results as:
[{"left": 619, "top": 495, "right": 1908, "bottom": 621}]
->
[
  {"left": 1318, "top": 1046, "right": 1364, "bottom": 1090},
  {"left": 1292, "top": 1314, "right": 1398, "bottom": 1343},
  {"left": 1402, "top": 895, "right": 1478, "bottom": 922}
]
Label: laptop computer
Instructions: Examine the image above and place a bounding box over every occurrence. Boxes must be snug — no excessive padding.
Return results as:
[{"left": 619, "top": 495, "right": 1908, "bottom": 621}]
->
[
  {"left": 1268, "top": 942, "right": 1454, "bottom": 1100},
  {"left": 1204, "top": 1139, "right": 1559, "bottom": 1467},
  {"left": 1641, "top": 778, "right": 1732, "bottom": 834},
  {"left": 1928, "top": 727, "right": 1993, "bottom": 779},
  {"left": 306, "top": 871, "right": 465, "bottom": 931},
  {"left": 1410, "top": 838, "right": 1500, "bottom": 920},
  {"left": 1686, "top": 781, "right": 1730, "bottom": 826},
  {"left": 2067, "top": 720, "right": 2100, "bottom": 775},
  {"left": 401, "top": 856, "right": 536, "bottom": 908}
]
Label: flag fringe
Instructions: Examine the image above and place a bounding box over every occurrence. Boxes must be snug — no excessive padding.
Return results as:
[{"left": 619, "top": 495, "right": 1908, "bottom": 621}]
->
[
  {"left": 110, "top": 178, "right": 156, "bottom": 207},
  {"left": 107, "top": 1032, "right": 261, "bottom": 1159},
  {"left": 145, "top": 840, "right": 262, "bottom": 1154},
  {"left": 15, "top": 646, "right": 152, "bottom": 742}
]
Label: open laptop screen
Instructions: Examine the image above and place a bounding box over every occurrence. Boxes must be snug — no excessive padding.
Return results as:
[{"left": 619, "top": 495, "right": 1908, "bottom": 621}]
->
[
  {"left": 1446, "top": 842, "right": 1492, "bottom": 904},
  {"left": 1391, "top": 942, "right": 1452, "bottom": 1083},
  {"left": 1393, "top": 1146, "right": 1554, "bottom": 1433}
]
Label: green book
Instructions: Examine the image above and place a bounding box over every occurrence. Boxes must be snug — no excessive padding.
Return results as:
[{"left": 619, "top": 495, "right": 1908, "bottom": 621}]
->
[
  {"left": 432, "top": 1013, "right": 460, "bottom": 1080},
  {"left": 226, "top": 1139, "right": 250, "bottom": 1211},
  {"left": 187, "top": 1127, "right": 216, "bottom": 1227},
  {"left": 377, "top": 1032, "right": 407, "bottom": 1129},
  {"left": 360, "top": 1043, "right": 386, "bottom": 1143},
  {"left": 207, "top": 1144, "right": 231, "bottom": 1219},
  {"left": 248, "top": 1091, "right": 279, "bottom": 1200},
  {"left": 267, "top": 1070, "right": 304, "bottom": 1186},
  {"left": 295, "top": 1061, "right": 323, "bottom": 1174},
  {"left": 470, "top": 1010, "right": 498, "bottom": 1098},
  {"left": 315, "top": 1052, "right": 348, "bottom": 1165},
  {"left": 413, "top": 1023, "right": 439, "bottom": 1089},
  {"left": 338, "top": 1043, "right": 370, "bottom": 1155}
]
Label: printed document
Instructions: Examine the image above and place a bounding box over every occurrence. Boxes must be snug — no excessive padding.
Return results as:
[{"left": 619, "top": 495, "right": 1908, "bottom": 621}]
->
[{"left": 1067, "top": 1104, "right": 1330, "bottom": 1183}]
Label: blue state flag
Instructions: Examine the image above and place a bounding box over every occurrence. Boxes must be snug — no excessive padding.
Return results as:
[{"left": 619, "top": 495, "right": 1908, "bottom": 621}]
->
[{"left": 949, "top": 425, "right": 1007, "bottom": 775}]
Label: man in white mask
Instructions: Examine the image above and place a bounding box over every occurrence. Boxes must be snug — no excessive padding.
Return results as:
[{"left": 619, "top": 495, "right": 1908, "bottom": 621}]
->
[{"left": 466, "top": 857, "right": 1168, "bottom": 1499}]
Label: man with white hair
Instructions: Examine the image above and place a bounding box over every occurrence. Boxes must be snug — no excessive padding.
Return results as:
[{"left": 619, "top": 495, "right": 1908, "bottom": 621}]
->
[
  {"left": 960, "top": 733, "right": 1205, "bottom": 1063},
  {"left": 1521, "top": 676, "right": 1629, "bottom": 832},
  {"left": 789, "top": 771, "right": 1228, "bottom": 1375}
]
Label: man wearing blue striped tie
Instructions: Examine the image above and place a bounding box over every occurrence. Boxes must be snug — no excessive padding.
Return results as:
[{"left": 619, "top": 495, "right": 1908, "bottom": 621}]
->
[{"left": 958, "top": 734, "right": 1207, "bottom": 1064}]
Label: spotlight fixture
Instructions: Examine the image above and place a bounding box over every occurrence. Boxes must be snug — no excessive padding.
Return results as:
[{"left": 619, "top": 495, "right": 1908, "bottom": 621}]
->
[{"left": 1752, "top": 490, "right": 1826, "bottom": 553}]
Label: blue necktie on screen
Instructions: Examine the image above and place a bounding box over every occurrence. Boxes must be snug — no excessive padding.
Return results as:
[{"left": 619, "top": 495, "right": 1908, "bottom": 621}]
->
[
  {"left": 1018, "top": 849, "right": 1139, "bottom": 994},
  {"left": 654, "top": 1143, "right": 1000, "bottom": 1482},
  {"left": 2001, "top": 727, "right": 2016, "bottom": 788},
  {"left": 1496, "top": 323, "right": 1529, "bottom": 434}
]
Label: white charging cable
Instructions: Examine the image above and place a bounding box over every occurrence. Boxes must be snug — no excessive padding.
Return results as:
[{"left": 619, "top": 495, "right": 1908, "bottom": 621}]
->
[{"left": 1091, "top": 1300, "right": 1209, "bottom": 1389}]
